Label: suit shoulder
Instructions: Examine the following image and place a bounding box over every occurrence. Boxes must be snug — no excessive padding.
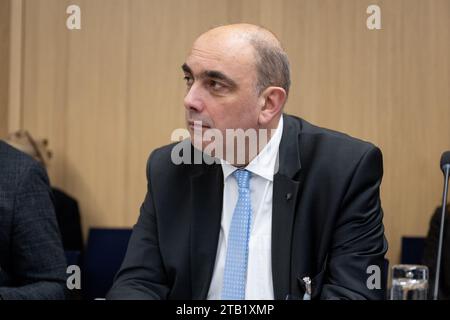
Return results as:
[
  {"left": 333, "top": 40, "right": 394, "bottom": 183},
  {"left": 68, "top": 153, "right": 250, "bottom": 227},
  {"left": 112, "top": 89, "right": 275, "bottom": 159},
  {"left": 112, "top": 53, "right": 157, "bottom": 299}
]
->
[
  {"left": 148, "top": 141, "right": 182, "bottom": 164},
  {"left": 145, "top": 140, "right": 190, "bottom": 169},
  {"left": 0, "top": 141, "right": 46, "bottom": 189},
  {"left": 144, "top": 139, "right": 202, "bottom": 180},
  {"left": 286, "top": 114, "right": 379, "bottom": 154}
]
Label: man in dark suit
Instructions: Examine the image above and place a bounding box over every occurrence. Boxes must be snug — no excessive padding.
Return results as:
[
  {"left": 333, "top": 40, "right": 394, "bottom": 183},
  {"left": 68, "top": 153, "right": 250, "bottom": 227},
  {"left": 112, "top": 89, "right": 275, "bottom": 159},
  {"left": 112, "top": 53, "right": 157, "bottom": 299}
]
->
[
  {"left": 0, "top": 140, "right": 67, "bottom": 299},
  {"left": 107, "top": 23, "right": 388, "bottom": 300}
]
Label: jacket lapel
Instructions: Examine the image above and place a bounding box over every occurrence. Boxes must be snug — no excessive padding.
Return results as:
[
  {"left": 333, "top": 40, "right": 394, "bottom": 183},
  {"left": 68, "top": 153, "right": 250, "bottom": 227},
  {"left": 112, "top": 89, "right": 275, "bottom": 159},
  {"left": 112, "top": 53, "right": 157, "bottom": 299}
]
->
[
  {"left": 190, "top": 160, "right": 223, "bottom": 299},
  {"left": 272, "top": 114, "right": 303, "bottom": 300}
]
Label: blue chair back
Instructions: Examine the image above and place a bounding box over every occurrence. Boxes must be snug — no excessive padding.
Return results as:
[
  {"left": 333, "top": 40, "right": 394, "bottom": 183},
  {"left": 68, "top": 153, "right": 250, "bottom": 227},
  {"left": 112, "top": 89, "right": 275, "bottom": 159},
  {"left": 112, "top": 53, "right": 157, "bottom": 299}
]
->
[
  {"left": 401, "top": 237, "right": 426, "bottom": 265},
  {"left": 82, "top": 228, "right": 132, "bottom": 299},
  {"left": 65, "top": 250, "right": 81, "bottom": 267}
]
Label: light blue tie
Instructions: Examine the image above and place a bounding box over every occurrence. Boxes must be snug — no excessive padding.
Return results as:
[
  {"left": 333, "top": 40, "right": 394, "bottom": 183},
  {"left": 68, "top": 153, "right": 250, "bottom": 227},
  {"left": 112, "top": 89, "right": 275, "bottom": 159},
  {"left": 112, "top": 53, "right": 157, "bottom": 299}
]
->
[{"left": 222, "top": 169, "right": 252, "bottom": 300}]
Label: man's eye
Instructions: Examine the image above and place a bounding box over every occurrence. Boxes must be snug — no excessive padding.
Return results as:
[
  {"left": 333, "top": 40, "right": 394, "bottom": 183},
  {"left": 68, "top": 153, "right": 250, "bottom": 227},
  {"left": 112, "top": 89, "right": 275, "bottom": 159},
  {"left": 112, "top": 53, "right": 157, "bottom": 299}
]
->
[
  {"left": 183, "top": 76, "right": 193, "bottom": 86},
  {"left": 208, "top": 80, "right": 224, "bottom": 90}
]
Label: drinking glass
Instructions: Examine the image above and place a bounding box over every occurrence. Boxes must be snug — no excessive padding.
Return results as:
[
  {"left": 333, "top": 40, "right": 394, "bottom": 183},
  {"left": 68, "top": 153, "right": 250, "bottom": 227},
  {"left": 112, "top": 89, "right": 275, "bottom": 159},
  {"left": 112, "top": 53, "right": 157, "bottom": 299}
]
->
[{"left": 390, "top": 264, "right": 428, "bottom": 300}]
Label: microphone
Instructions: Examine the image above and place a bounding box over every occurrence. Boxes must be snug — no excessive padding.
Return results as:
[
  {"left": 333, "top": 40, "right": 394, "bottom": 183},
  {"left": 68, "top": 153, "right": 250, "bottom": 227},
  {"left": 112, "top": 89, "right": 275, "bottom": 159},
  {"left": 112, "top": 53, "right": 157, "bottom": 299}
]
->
[{"left": 433, "top": 151, "right": 450, "bottom": 300}]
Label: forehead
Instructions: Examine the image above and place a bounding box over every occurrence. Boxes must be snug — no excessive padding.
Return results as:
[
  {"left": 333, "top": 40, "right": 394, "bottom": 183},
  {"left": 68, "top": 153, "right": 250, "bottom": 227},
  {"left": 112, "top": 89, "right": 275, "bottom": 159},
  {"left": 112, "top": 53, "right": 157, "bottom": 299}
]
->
[{"left": 185, "top": 36, "right": 257, "bottom": 81}]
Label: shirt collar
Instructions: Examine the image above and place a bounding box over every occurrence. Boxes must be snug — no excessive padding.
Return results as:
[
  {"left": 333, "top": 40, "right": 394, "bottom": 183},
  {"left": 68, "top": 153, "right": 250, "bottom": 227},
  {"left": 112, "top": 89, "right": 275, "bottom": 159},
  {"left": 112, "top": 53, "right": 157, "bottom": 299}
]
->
[{"left": 221, "top": 116, "right": 283, "bottom": 182}]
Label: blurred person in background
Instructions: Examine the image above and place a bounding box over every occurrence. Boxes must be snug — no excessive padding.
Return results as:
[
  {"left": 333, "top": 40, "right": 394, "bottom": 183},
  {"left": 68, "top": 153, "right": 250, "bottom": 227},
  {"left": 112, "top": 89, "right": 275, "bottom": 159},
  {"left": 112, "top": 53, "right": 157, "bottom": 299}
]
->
[
  {"left": 5, "top": 130, "right": 83, "bottom": 251},
  {"left": 0, "top": 139, "right": 66, "bottom": 299}
]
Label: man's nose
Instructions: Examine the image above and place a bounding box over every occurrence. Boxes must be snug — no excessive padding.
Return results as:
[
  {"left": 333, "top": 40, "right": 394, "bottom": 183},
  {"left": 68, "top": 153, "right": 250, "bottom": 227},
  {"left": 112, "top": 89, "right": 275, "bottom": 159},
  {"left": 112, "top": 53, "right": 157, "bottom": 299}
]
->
[{"left": 184, "top": 84, "right": 205, "bottom": 113}]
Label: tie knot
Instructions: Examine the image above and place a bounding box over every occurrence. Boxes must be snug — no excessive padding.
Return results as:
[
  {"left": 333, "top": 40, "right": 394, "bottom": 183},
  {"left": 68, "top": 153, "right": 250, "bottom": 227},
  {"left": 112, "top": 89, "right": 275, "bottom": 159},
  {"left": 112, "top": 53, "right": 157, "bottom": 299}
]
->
[{"left": 233, "top": 169, "right": 251, "bottom": 189}]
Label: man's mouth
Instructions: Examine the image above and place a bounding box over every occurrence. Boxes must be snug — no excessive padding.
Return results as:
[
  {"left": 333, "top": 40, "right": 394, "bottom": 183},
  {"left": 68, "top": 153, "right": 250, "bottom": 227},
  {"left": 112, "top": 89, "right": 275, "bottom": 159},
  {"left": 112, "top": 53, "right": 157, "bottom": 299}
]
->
[{"left": 188, "top": 121, "right": 211, "bottom": 130}]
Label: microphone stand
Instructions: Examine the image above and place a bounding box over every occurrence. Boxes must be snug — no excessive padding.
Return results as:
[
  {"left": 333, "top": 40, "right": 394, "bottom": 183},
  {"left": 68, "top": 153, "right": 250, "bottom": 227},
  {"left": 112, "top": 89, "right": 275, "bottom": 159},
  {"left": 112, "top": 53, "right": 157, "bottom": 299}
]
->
[{"left": 433, "top": 164, "right": 450, "bottom": 300}]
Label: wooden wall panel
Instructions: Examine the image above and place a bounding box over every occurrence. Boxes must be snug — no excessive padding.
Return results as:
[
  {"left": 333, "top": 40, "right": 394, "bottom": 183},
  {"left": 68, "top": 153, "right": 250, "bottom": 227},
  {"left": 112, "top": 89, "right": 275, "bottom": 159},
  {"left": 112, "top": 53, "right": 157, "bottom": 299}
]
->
[
  {"left": 11, "top": 0, "right": 450, "bottom": 266},
  {"left": 63, "top": 0, "right": 130, "bottom": 228},
  {"left": 21, "top": 0, "right": 69, "bottom": 183},
  {"left": 0, "top": 0, "right": 10, "bottom": 138}
]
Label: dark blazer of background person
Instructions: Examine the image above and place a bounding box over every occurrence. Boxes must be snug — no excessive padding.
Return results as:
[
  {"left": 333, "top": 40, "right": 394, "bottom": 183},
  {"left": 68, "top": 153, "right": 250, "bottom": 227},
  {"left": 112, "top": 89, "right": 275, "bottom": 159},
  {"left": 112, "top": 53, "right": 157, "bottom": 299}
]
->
[
  {"left": 423, "top": 205, "right": 450, "bottom": 300},
  {"left": 107, "top": 114, "right": 388, "bottom": 300},
  {"left": 0, "top": 141, "right": 67, "bottom": 299},
  {"left": 52, "top": 188, "right": 83, "bottom": 251}
]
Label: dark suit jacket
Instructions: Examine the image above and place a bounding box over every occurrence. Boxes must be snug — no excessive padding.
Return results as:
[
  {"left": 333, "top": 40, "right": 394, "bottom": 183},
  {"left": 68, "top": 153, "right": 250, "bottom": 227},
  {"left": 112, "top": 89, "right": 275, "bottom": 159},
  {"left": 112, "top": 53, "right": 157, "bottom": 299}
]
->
[
  {"left": 107, "top": 114, "right": 388, "bottom": 300},
  {"left": 423, "top": 206, "right": 450, "bottom": 300},
  {"left": 0, "top": 141, "right": 67, "bottom": 299},
  {"left": 52, "top": 188, "right": 83, "bottom": 251}
]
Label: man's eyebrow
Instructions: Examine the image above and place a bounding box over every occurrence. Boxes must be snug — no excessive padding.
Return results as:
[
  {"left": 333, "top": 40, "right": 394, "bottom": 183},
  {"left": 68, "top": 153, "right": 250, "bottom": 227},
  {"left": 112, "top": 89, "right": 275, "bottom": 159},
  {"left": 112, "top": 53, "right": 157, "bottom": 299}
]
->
[
  {"left": 181, "top": 63, "right": 237, "bottom": 88},
  {"left": 181, "top": 63, "right": 192, "bottom": 74},
  {"left": 203, "top": 70, "right": 236, "bottom": 87}
]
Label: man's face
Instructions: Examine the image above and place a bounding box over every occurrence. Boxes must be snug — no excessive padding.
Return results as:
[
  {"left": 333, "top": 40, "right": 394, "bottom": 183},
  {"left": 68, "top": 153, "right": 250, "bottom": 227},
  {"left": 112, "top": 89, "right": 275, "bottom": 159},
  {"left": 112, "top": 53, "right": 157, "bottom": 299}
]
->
[{"left": 182, "top": 34, "right": 262, "bottom": 152}]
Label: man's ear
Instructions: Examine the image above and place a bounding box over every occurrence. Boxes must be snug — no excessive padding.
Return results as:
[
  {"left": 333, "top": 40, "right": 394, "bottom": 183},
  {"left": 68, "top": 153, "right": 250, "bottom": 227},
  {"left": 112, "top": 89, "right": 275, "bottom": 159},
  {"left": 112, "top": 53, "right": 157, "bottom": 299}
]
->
[{"left": 258, "top": 87, "right": 287, "bottom": 126}]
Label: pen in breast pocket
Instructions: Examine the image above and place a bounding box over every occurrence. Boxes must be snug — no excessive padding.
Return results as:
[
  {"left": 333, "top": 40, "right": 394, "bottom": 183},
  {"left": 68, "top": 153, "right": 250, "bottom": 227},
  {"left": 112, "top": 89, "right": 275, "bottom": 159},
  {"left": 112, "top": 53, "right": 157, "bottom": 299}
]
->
[{"left": 302, "top": 276, "right": 311, "bottom": 300}]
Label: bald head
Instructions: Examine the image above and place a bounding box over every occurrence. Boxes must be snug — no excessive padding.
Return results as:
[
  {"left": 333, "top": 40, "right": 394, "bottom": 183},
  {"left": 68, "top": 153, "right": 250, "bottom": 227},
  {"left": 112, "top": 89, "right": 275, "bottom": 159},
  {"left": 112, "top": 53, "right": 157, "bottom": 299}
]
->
[
  {"left": 197, "top": 23, "right": 281, "bottom": 47},
  {"left": 192, "top": 23, "right": 291, "bottom": 96}
]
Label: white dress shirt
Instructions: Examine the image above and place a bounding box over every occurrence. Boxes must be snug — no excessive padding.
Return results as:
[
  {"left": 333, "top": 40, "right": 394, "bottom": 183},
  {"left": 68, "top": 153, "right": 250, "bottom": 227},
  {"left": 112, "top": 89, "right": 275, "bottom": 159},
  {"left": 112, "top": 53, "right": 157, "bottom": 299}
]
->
[{"left": 207, "top": 116, "right": 284, "bottom": 300}]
